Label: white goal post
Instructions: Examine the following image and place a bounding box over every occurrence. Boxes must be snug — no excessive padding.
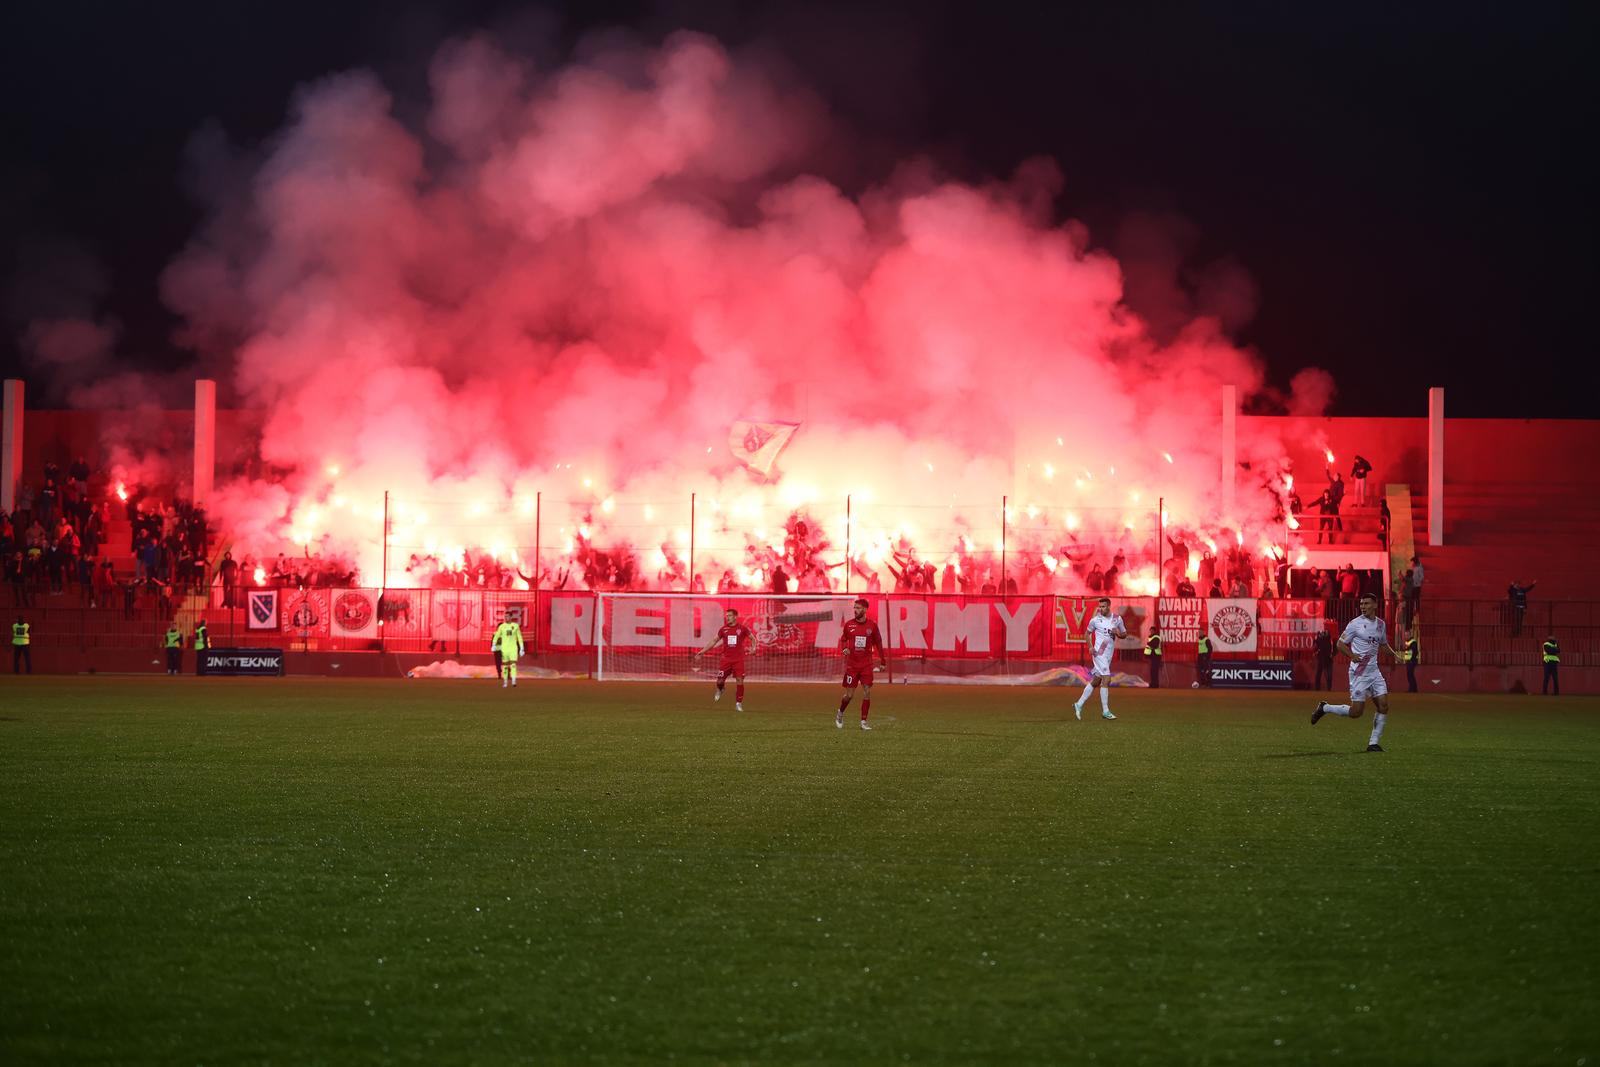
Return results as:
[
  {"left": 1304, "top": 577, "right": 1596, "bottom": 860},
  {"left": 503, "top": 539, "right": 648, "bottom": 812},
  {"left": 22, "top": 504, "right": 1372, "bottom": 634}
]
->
[{"left": 595, "top": 593, "right": 862, "bottom": 682}]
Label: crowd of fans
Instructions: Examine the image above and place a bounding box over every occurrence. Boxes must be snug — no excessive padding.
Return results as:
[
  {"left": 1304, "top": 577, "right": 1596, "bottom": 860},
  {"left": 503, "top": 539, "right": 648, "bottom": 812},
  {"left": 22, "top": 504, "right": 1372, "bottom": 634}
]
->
[{"left": 3, "top": 458, "right": 213, "bottom": 614}]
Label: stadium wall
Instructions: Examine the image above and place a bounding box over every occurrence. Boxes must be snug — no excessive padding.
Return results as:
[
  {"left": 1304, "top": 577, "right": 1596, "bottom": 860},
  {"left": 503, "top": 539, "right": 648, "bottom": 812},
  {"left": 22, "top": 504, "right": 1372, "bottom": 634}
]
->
[{"left": 6, "top": 644, "right": 1595, "bottom": 695}]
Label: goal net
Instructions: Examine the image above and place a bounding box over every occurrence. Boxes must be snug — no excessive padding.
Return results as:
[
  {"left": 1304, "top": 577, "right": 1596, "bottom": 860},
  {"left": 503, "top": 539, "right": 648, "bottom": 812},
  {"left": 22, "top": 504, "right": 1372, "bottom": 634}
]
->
[{"left": 596, "top": 593, "right": 860, "bottom": 682}]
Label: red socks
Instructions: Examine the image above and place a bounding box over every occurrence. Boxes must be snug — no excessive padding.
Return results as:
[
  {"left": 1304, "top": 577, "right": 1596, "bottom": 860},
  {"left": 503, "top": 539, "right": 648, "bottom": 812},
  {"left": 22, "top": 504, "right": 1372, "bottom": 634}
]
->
[
  {"left": 736, "top": 684, "right": 745, "bottom": 701},
  {"left": 838, "top": 696, "right": 851, "bottom": 712},
  {"left": 861, "top": 698, "right": 871, "bottom": 720}
]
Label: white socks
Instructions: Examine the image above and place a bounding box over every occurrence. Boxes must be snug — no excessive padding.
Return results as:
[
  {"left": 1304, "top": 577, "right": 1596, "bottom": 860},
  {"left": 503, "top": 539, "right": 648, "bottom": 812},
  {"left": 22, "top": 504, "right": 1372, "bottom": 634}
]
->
[
  {"left": 1369, "top": 712, "right": 1387, "bottom": 746},
  {"left": 1099, "top": 687, "right": 1110, "bottom": 712},
  {"left": 1075, "top": 683, "right": 1093, "bottom": 709},
  {"left": 1323, "top": 704, "right": 1353, "bottom": 716}
]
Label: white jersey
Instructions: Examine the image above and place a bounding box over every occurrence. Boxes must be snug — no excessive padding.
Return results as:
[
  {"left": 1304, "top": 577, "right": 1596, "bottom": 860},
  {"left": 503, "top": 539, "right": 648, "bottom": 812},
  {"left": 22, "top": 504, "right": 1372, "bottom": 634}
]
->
[
  {"left": 1087, "top": 613, "right": 1126, "bottom": 675},
  {"left": 1341, "top": 615, "right": 1388, "bottom": 678}
]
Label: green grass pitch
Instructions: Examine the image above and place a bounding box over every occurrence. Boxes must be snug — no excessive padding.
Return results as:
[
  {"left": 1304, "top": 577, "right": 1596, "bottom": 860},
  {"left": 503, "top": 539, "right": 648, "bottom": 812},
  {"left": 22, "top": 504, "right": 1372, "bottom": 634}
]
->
[{"left": 2, "top": 677, "right": 1596, "bottom": 1065}]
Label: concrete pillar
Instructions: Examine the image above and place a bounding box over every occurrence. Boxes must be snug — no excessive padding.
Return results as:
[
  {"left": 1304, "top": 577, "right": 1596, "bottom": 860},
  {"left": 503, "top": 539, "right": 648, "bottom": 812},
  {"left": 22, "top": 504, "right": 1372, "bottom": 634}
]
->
[
  {"left": 1, "top": 379, "right": 22, "bottom": 514},
  {"left": 194, "top": 379, "right": 216, "bottom": 506},
  {"left": 1428, "top": 386, "right": 1444, "bottom": 546},
  {"left": 1221, "top": 384, "right": 1237, "bottom": 519}
]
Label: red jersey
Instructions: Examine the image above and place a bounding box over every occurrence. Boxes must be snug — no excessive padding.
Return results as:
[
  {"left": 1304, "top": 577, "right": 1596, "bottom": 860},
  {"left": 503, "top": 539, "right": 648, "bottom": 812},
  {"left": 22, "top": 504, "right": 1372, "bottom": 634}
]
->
[
  {"left": 840, "top": 617, "right": 884, "bottom": 667},
  {"left": 715, "top": 624, "right": 755, "bottom": 661}
]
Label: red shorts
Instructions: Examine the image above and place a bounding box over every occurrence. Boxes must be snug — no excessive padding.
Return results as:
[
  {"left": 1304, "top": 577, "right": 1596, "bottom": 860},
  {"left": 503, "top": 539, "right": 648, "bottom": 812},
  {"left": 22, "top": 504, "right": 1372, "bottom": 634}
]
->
[
  {"left": 717, "top": 660, "right": 746, "bottom": 682},
  {"left": 842, "top": 662, "right": 877, "bottom": 689}
]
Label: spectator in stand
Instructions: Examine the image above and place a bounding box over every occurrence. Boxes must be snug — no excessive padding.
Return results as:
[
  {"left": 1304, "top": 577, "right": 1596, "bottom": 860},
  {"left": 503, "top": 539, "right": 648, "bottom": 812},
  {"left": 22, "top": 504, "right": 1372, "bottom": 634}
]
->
[
  {"left": 1166, "top": 536, "right": 1190, "bottom": 573},
  {"left": 1176, "top": 575, "right": 1196, "bottom": 598},
  {"left": 1102, "top": 562, "right": 1119, "bottom": 593},
  {"left": 94, "top": 560, "right": 116, "bottom": 608},
  {"left": 940, "top": 563, "right": 957, "bottom": 594},
  {"left": 1198, "top": 549, "right": 1216, "bottom": 589},
  {"left": 69, "top": 455, "right": 90, "bottom": 485},
  {"left": 1314, "top": 570, "right": 1335, "bottom": 615},
  {"left": 1326, "top": 470, "right": 1345, "bottom": 538},
  {"left": 1004, "top": 574, "right": 1019, "bottom": 596},
  {"left": 1405, "top": 556, "right": 1423, "bottom": 622},
  {"left": 717, "top": 569, "right": 739, "bottom": 593},
  {"left": 1350, "top": 454, "right": 1373, "bottom": 505},
  {"left": 1379, "top": 496, "right": 1391, "bottom": 549},
  {"left": 1206, "top": 577, "right": 1224, "bottom": 598},
  {"left": 7, "top": 550, "right": 29, "bottom": 607},
  {"left": 1086, "top": 562, "right": 1104, "bottom": 592},
  {"left": 1507, "top": 579, "right": 1537, "bottom": 637},
  {"left": 770, "top": 564, "right": 791, "bottom": 594},
  {"left": 1313, "top": 489, "right": 1333, "bottom": 545},
  {"left": 1337, "top": 565, "right": 1361, "bottom": 611},
  {"left": 219, "top": 551, "right": 239, "bottom": 607}
]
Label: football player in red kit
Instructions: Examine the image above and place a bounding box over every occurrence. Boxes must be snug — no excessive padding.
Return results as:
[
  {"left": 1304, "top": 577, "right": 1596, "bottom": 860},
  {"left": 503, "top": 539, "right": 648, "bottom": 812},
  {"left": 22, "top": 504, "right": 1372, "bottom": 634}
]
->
[
  {"left": 695, "top": 607, "right": 756, "bottom": 711},
  {"left": 836, "top": 597, "right": 887, "bottom": 730}
]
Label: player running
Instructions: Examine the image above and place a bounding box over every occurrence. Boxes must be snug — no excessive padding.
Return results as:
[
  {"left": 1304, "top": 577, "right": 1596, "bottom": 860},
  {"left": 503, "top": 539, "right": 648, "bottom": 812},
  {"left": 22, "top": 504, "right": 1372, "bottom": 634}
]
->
[
  {"left": 836, "top": 598, "right": 887, "bottom": 730},
  {"left": 1311, "top": 592, "right": 1398, "bottom": 751},
  {"left": 1073, "top": 596, "right": 1126, "bottom": 720},
  {"left": 492, "top": 609, "right": 525, "bottom": 688},
  {"left": 694, "top": 607, "right": 756, "bottom": 711}
]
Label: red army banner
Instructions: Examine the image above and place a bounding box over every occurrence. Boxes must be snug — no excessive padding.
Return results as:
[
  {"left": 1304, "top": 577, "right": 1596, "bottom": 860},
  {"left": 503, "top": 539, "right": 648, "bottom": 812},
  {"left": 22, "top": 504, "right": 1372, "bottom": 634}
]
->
[{"left": 539, "top": 593, "right": 1057, "bottom": 659}]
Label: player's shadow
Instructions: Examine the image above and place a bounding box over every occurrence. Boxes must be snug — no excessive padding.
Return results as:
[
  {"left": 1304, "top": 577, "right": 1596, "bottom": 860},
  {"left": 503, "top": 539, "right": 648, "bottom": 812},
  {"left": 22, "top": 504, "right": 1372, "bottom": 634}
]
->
[{"left": 1260, "top": 751, "right": 1349, "bottom": 759}]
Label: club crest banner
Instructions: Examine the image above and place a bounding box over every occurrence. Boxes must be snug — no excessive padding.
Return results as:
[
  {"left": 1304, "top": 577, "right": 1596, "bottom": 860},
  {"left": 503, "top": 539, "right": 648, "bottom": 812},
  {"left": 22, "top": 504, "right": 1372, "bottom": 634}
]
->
[
  {"left": 430, "top": 590, "right": 484, "bottom": 643},
  {"left": 246, "top": 590, "right": 279, "bottom": 631},
  {"left": 330, "top": 589, "right": 379, "bottom": 640},
  {"left": 281, "top": 590, "right": 331, "bottom": 637},
  {"left": 1205, "top": 598, "right": 1259, "bottom": 653}
]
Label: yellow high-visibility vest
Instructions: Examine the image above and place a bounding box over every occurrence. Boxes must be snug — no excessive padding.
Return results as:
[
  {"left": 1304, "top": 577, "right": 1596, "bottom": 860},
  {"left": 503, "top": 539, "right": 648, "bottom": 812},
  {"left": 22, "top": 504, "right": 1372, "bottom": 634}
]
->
[
  {"left": 1144, "top": 636, "right": 1163, "bottom": 657},
  {"left": 12, "top": 622, "right": 29, "bottom": 646},
  {"left": 1543, "top": 642, "right": 1560, "bottom": 664},
  {"left": 165, "top": 630, "right": 182, "bottom": 649}
]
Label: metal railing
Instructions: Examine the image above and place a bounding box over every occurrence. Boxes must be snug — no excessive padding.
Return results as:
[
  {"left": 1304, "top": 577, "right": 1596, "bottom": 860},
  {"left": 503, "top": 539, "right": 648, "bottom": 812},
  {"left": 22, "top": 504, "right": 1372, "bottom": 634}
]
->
[{"left": 4, "top": 593, "right": 1591, "bottom": 669}]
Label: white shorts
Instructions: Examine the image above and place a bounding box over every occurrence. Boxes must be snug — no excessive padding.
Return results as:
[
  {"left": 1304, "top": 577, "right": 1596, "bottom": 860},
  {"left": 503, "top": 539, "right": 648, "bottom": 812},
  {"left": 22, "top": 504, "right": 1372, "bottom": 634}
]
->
[
  {"left": 1092, "top": 654, "right": 1113, "bottom": 679},
  {"left": 1349, "top": 667, "right": 1387, "bottom": 702}
]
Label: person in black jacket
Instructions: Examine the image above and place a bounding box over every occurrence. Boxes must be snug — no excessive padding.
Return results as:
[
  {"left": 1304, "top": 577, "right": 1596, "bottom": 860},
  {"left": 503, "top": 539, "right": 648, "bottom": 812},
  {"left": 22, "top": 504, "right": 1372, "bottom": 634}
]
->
[{"left": 1313, "top": 628, "right": 1334, "bottom": 692}]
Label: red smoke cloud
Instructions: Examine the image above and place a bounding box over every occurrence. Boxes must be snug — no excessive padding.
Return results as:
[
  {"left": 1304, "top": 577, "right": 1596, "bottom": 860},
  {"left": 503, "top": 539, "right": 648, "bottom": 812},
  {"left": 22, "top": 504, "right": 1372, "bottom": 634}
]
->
[{"left": 154, "top": 29, "right": 1318, "bottom": 592}]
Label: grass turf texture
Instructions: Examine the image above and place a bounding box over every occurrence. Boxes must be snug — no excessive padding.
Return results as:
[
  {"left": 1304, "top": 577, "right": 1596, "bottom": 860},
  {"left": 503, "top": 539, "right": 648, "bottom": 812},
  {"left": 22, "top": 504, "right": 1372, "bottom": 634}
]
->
[{"left": 1, "top": 679, "right": 1596, "bottom": 1066}]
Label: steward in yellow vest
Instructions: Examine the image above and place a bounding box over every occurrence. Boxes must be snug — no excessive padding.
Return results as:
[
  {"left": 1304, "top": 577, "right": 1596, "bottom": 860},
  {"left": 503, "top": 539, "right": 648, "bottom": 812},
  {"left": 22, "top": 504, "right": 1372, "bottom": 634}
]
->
[
  {"left": 1143, "top": 628, "right": 1163, "bottom": 689},
  {"left": 12, "top": 617, "right": 31, "bottom": 675},
  {"left": 165, "top": 626, "right": 183, "bottom": 675},
  {"left": 1542, "top": 637, "right": 1560, "bottom": 696}
]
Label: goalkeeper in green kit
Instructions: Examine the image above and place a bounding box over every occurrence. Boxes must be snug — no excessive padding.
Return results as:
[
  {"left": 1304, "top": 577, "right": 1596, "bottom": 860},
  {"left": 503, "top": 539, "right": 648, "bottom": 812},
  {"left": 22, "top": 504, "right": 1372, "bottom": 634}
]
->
[{"left": 492, "top": 609, "right": 525, "bottom": 688}]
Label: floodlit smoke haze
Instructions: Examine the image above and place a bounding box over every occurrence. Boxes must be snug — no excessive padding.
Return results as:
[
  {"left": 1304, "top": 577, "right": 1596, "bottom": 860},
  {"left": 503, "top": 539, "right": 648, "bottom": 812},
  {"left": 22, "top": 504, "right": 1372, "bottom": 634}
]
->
[{"left": 148, "top": 29, "right": 1317, "bottom": 589}]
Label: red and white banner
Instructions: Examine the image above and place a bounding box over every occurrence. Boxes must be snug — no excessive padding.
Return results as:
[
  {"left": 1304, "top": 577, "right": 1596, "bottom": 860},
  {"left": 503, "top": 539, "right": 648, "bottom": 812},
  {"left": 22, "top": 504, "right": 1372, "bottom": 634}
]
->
[
  {"left": 1259, "top": 598, "right": 1324, "bottom": 651},
  {"left": 542, "top": 594, "right": 1057, "bottom": 659},
  {"left": 430, "top": 590, "right": 485, "bottom": 643},
  {"left": 1156, "top": 597, "right": 1206, "bottom": 645},
  {"left": 1205, "top": 598, "right": 1258, "bottom": 653},
  {"left": 281, "top": 589, "right": 331, "bottom": 637},
  {"left": 1054, "top": 596, "right": 1150, "bottom": 650},
  {"left": 330, "top": 589, "right": 379, "bottom": 640}
]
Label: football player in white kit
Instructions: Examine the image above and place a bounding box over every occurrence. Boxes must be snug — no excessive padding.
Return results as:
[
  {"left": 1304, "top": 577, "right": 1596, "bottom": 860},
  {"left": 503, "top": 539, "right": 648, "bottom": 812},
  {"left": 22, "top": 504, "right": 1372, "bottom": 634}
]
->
[
  {"left": 1311, "top": 592, "right": 1399, "bottom": 751},
  {"left": 1074, "top": 597, "right": 1128, "bottom": 721}
]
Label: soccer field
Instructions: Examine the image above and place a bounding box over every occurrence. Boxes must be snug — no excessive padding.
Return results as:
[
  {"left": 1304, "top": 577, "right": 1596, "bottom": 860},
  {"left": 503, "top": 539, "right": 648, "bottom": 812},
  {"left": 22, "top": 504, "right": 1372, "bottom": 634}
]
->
[{"left": 2, "top": 678, "right": 1596, "bottom": 1065}]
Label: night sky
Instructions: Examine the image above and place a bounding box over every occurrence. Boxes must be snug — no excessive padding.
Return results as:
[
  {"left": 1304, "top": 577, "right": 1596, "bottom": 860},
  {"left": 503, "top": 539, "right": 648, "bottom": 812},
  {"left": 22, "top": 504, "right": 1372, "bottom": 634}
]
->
[{"left": 1, "top": 0, "right": 1592, "bottom": 417}]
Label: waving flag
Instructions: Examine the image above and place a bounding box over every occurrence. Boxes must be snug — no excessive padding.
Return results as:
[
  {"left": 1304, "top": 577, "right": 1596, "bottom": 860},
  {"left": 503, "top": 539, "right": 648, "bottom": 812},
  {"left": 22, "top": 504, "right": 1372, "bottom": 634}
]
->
[{"left": 728, "top": 419, "right": 800, "bottom": 478}]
